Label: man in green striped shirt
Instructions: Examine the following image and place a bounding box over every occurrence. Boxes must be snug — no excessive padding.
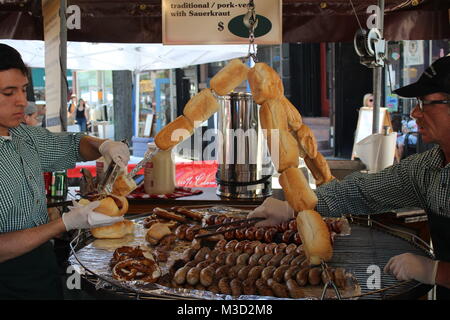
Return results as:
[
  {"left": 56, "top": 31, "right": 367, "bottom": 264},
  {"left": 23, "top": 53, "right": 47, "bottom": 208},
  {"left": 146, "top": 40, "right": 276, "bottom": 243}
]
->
[
  {"left": 250, "top": 55, "right": 450, "bottom": 299},
  {"left": 0, "top": 44, "right": 131, "bottom": 299}
]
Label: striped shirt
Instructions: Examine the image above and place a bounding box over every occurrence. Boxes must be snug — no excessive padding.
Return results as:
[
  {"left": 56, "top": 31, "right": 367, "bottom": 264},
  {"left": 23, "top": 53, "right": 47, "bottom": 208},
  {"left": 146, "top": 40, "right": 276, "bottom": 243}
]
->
[
  {"left": 0, "top": 124, "right": 85, "bottom": 233},
  {"left": 316, "top": 146, "right": 450, "bottom": 218}
]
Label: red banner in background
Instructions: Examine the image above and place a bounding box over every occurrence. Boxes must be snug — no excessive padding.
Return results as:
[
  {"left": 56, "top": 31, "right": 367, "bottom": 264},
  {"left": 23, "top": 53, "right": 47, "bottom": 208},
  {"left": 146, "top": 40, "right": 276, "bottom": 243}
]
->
[{"left": 68, "top": 161, "right": 218, "bottom": 188}]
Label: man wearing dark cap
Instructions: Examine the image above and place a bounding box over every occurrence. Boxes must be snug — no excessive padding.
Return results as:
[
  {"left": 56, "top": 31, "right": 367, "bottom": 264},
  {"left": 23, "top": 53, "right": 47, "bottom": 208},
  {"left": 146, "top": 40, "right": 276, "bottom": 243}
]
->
[
  {"left": 0, "top": 43, "right": 131, "bottom": 299},
  {"left": 249, "top": 55, "right": 450, "bottom": 299}
]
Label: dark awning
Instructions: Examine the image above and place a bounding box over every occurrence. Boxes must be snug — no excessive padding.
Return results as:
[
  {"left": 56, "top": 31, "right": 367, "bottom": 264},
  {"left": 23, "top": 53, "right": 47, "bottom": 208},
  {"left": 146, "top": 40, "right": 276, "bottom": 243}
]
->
[{"left": 0, "top": 0, "right": 448, "bottom": 43}]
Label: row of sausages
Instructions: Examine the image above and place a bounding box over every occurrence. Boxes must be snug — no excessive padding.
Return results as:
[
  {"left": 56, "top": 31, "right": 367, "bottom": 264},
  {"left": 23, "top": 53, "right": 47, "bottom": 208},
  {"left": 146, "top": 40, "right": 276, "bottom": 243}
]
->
[
  {"left": 174, "top": 223, "right": 302, "bottom": 244},
  {"left": 171, "top": 245, "right": 349, "bottom": 298}
]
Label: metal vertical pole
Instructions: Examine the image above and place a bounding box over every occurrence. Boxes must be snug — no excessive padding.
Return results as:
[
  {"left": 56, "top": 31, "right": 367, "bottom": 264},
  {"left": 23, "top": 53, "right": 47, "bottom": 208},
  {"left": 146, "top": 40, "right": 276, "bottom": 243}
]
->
[{"left": 372, "top": 0, "right": 384, "bottom": 134}]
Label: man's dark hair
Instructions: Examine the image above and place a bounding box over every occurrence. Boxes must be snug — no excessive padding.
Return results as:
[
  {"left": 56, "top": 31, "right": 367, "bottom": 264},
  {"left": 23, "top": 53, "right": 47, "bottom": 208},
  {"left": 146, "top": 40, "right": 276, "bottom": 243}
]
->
[{"left": 0, "top": 43, "right": 28, "bottom": 76}]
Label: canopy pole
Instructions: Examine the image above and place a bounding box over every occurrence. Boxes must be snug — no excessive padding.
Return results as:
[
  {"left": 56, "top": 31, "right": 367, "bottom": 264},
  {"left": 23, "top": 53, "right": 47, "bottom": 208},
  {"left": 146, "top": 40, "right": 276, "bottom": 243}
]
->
[{"left": 372, "top": 0, "right": 384, "bottom": 134}]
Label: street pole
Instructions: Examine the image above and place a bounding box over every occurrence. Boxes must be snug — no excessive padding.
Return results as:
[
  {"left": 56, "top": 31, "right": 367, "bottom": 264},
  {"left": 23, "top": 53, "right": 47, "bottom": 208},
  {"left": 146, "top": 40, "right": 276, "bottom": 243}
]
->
[{"left": 372, "top": 0, "right": 384, "bottom": 134}]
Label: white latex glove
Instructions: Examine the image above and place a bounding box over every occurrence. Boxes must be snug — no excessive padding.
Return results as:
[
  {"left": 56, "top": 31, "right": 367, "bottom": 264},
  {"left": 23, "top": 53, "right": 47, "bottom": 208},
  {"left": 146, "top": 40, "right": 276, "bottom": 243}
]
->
[
  {"left": 247, "top": 197, "right": 295, "bottom": 227},
  {"left": 61, "top": 200, "right": 123, "bottom": 231},
  {"left": 98, "top": 140, "right": 130, "bottom": 168},
  {"left": 384, "top": 253, "right": 439, "bottom": 285}
]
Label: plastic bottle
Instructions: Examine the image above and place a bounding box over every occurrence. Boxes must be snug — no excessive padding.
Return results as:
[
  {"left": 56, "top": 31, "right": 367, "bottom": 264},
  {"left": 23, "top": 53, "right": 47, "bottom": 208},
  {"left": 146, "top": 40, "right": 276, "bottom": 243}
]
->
[{"left": 144, "top": 148, "right": 176, "bottom": 195}]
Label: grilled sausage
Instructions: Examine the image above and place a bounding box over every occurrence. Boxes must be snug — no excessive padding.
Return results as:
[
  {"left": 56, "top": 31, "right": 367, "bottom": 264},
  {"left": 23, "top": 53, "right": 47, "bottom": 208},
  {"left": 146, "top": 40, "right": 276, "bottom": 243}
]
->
[
  {"left": 288, "top": 219, "right": 297, "bottom": 231},
  {"left": 321, "top": 268, "right": 335, "bottom": 284},
  {"left": 206, "top": 214, "right": 217, "bottom": 225},
  {"left": 267, "top": 252, "right": 285, "bottom": 267},
  {"left": 236, "top": 253, "right": 250, "bottom": 265},
  {"left": 196, "top": 260, "right": 213, "bottom": 269},
  {"left": 264, "top": 243, "right": 277, "bottom": 255},
  {"left": 215, "top": 265, "right": 230, "bottom": 279},
  {"left": 186, "top": 267, "right": 201, "bottom": 285},
  {"left": 184, "top": 226, "right": 198, "bottom": 241},
  {"left": 284, "top": 266, "right": 302, "bottom": 282},
  {"left": 273, "top": 265, "right": 290, "bottom": 282},
  {"left": 224, "top": 229, "right": 235, "bottom": 241},
  {"left": 225, "top": 252, "right": 240, "bottom": 266},
  {"left": 230, "top": 279, "right": 242, "bottom": 297},
  {"left": 254, "top": 243, "right": 267, "bottom": 255},
  {"left": 199, "top": 266, "right": 215, "bottom": 287},
  {"left": 248, "top": 252, "right": 264, "bottom": 266},
  {"left": 264, "top": 229, "right": 277, "bottom": 243},
  {"left": 207, "top": 284, "right": 220, "bottom": 294},
  {"left": 296, "top": 268, "right": 310, "bottom": 286},
  {"left": 218, "top": 277, "right": 232, "bottom": 295},
  {"left": 245, "top": 227, "right": 257, "bottom": 241},
  {"left": 274, "top": 243, "right": 288, "bottom": 255},
  {"left": 214, "top": 239, "right": 228, "bottom": 251},
  {"left": 280, "top": 253, "right": 296, "bottom": 266},
  {"left": 267, "top": 278, "right": 289, "bottom": 298},
  {"left": 173, "top": 265, "right": 190, "bottom": 285},
  {"left": 195, "top": 283, "right": 206, "bottom": 291},
  {"left": 286, "top": 279, "right": 305, "bottom": 299},
  {"left": 175, "top": 224, "right": 189, "bottom": 240},
  {"left": 215, "top": 251, "right": 228, "bottom": 265},
  {"left": 261, "top": 266, "right": 277, "bottom": 281},
  {"left": 285, "top": 243, "right": 298, "bottom": 255},
  {"left": 290, "top": 254, "right": 306, "bottom": 266},
  {"left": 194, "top": 247, "right": 211, "bottom": 262},
  {"left": 293, "top": 232, "right": 303, "bottom": 245},
  {"left": 258, "top": 254, "right": 274, "bottom": 266},
  {"left": 308, "top": 267, "right": 322, "bottom": 286},
  {"left": 255, "top": 278, "right": 274, "bottom": 297},
  {"left": 248, "top": 265, "right": 264, "bottom": 280},
  {"left": 255, "top": 228, "right": 267, "bottom": 241},
  {"left": 181, "top": 248, "right": 198, "bottom": 262},
  {"left": 228, "top": 265, "right": 242, "bottom": 278},
  {"left": 282, "top": 230, "right": 296, "bottom": 243},
  {"left": 225, "top": 240, "right": 239, "bottom": 252},
  {"left": 334, "top": 268, "right": 346, "bottom": 288},
  {"left": 205, "top": 249, "right": 220, "bottom": 261},
  {"left": 244, "top": 241, "right": 260, "bottom": 254},
  {"left": 234, "top": 241, "right": 246, "bottom": 253},
  {"left": 242, "top": 278, "right": 257, "bottom": 295},
  {"left": 237, "top": 265, "right": 253, "bottom": 281},
  {"left": 235, "top": 228, "right": 246, "bottom": 240}
]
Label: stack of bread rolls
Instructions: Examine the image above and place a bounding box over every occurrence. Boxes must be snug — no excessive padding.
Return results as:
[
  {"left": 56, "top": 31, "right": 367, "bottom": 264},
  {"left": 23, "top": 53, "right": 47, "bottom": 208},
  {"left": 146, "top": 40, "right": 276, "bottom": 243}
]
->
[
  {"left": 80, "top": 194, "right": 134, "bottom": 239},
  {"left": 248, "top": 62, "right": 333, "bottom": 265}
]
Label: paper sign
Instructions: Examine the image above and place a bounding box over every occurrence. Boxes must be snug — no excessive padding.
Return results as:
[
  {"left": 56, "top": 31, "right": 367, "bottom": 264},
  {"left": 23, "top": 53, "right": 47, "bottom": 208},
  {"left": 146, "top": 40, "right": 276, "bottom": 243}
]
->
[{"left": 162, "top": 0, "right": 282, "bottom": 45}]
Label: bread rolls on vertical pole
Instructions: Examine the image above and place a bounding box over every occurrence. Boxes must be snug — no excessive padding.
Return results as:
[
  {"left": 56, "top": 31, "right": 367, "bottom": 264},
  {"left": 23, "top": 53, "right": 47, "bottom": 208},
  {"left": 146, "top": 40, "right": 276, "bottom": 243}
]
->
[
  {"left": 296, "top": 210, "right": 333, "bottom": 265},
  {"left": 248, "top": 63, "right": 284, "bottom": 104},
  {"left": 304, "top": 152, "right": 334, "bottom": 186},
  {"left": 294, "top": 124, "right": 318, "bottom": 159},
  {"left": 259, "top": 101, "right": 299, "bottom": 173},
  {"left": 155, "top": 115, "right": 194, "bottom": 150},
  {"left": 278, "top": 167, "right": 318, "bottom": 212},
  {"left": 183, "top": 88, "right": 220, "bottom": 127},
  {"left": 210, "top": 59, "right": 250, "bottom": 96}
]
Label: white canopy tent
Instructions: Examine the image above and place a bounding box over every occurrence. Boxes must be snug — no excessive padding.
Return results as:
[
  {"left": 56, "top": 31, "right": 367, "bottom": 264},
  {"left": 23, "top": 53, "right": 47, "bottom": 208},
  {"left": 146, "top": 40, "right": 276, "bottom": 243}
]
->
[{"left": 0, "top": 39, "right": 251, "bottom": 71}]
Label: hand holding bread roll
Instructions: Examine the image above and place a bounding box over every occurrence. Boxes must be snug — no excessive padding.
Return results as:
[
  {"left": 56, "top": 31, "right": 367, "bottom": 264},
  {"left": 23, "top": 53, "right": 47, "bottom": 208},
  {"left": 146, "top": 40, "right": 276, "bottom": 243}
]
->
[
  {"left": 93, "top": 194, "right": 129, "bottom": 217},
  {"left": 248, "top": 63, "right": 284, "bottom": 104},
  {"left": 210, "top": 59, "right": 249, "bottom": 96},
  {"left": 296, "top": 210, "right": 333, "bottom": 265}
]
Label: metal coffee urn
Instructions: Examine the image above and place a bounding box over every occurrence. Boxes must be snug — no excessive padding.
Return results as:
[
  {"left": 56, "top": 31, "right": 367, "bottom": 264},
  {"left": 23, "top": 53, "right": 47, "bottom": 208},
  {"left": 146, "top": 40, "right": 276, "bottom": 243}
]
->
[{"left": 216, "top": 92, "right": 273, "bottom": 198}]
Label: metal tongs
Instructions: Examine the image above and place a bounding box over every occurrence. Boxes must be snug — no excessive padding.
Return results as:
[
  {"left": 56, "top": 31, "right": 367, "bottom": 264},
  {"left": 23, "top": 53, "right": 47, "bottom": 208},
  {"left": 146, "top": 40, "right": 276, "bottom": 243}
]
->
[
  {"left": 97, "top": 160, "right": 122, "bottom": 195},
  {"left": 126, "top": 146, "right": 160, "bottom": 187}
]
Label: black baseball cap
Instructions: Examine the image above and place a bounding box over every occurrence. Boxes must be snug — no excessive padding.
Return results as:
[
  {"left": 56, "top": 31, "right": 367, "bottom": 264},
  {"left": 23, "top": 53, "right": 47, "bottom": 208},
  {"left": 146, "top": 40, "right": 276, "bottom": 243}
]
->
[
  {"left": 0, "top": 43, "right": 28, "bottom": 75},
  {"left": 394, "top": 55, "right": 450, "bottom": 98}
]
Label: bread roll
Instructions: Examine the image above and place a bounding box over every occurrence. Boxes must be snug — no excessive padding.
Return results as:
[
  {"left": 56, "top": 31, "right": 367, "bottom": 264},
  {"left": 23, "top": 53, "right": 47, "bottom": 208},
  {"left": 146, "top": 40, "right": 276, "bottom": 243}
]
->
[
  {"left": 279, "top": 167, "right": 318, "bottom": 212},
  {"left": 304, "top": 152, "right": 334, "bottom": 186},
  {"left": 210, "top": 59, "right": 249, "bottom": 96},
  {"left": 295, "top": 124, "right": 318, "bottom": 159},
  {"left": 145, "top": 223, "right": 173, "bottom": 245},
  {"left": 248, "top": 63, "right": 284, "bottom": 104},
  {"left": 112, "top": 174, "right": 137, "bottom": 197},
  {"left": 259, "top": 104, "right": 299, "bottom": 172},
  {"left": 155, "top": 115, "right": 194, "bottom": 150},
  {"left": 91, "top": 220, "right": 135, "bottom": 239},
  {"left": 183, "top": 89, "right": 220, "bottom": 126},
  {"left": 280, "top": 96, "right": 303, "bottom": 132},
  {"left": 296, "top": 210, "right": 333, "bottom": 265},
  {"left": 94, "top": 194, "right": 129, "bottom": 217}
]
